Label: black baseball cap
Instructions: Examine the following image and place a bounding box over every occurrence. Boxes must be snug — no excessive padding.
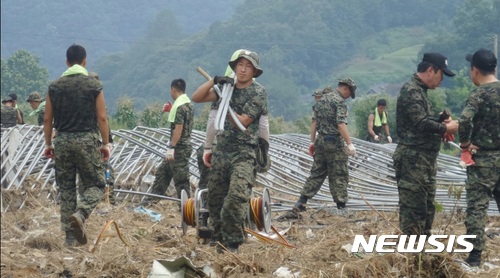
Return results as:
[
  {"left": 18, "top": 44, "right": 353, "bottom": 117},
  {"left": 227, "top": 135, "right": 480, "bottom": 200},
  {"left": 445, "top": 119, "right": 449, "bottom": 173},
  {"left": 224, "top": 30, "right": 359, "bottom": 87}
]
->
[
  {"left": 422, "top": 53, "right": 455, "bottom": 77},
  {"left": 466, "top": 48, "right": 497, "bottom": 72},
  {"left": 8, "top": 93, "right": 18, "bottom": 101}
]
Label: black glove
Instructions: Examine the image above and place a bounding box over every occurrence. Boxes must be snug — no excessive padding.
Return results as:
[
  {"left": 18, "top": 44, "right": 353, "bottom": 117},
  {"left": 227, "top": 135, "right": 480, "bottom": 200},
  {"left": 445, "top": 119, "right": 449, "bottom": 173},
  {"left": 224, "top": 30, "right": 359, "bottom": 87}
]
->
[
  {"left": 213, "top": 76, "right": 234, "bottom": 86},
  {"left": 437, "top": 108, "right": 451, "bottom": 123}
]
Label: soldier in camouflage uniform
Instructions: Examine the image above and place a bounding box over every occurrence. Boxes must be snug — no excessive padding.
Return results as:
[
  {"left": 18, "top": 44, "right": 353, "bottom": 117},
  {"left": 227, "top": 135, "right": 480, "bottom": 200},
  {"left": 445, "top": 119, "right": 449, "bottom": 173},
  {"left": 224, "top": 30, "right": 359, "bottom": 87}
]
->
[
  {"left": 26, "top": 92, "right": 46, "bottom": 126},
  {"left": 294, "top": 79, "right": 357, "bottom": 213},
  {"left": 43, "top": 44, "right": 111, "bottom": 247},
  {"left": 8, "top": 93, "right": 24, "bottom": 124},
  {"left": 148, "top": 79, "right": 194, "bottom": 201},
  {"left": 459, "top": 48, "right": 500, "bottom": 267},
  {"left": 1, "top": 96, "right": 18, "bottom": 128},
  {"left": 393, "top": 53, "right": 458, "bottom": 236},
  {"left": 192, "top": 50, "right": 267, "bottom": 252},
  {"left": 196, "top": 145, "right": 210, "bottom": 190}
]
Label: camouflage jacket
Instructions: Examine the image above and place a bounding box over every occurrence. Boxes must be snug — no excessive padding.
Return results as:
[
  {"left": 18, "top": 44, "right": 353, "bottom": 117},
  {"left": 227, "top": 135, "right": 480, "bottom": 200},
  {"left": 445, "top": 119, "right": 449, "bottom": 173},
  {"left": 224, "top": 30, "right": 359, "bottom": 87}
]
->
[
  {"left": 1, "top": 105, "right": 17, "bottom": 128},
  {"left": 36, "top": 109, "right": 45, "bottom": 126},
  {"left": 396, "top": 74, "right": 447, "bottom": 152},
  {"left": 314, "top": 89, "right": 348, "bottom": 136},
  {"left": 217, "top": 81, "right": 267, "bottom": 150},
  {"left": 170, "top": 102, "right": 194, "bottom": 148},
  {"left": 48, "top": 74, "right": 102, "bottom": 133},
  {"left": 459, "top": 80, "right": 500, "bottom": 166}
]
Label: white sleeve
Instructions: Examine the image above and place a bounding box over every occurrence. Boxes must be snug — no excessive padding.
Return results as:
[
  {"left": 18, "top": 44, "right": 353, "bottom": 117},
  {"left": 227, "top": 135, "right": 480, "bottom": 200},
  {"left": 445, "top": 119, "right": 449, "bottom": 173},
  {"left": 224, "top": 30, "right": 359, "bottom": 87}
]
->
[
  {"left": 259, "top": 115, "right": 270, "bottom": 141},
  {"left": 204, "top": 109, "right": 217, "bottom": 149}
]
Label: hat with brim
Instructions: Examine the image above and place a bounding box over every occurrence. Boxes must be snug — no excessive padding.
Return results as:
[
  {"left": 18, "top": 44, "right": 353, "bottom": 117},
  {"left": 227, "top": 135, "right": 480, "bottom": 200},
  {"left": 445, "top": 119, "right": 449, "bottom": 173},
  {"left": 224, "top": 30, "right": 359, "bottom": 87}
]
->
[
  {"left": 27, "top": 92, "right": 44, "bottom": 102},
  {"left": 312, "top": 89, "right": 323, "bottom": 96},
  {"left": 337, "top": 78, "right": 357, "bottom": 99},
  {"left": 422, "top": 53, "right": 455, "bottom": 77},
  {"left": 465, "top": 48, "right": 497, "bottom": 72},
  {"left": 228, "top": 50, "right": 263, "bottom": 78},
  {"left": 2, "top": 96, "right": 13, "bottom": 103}
]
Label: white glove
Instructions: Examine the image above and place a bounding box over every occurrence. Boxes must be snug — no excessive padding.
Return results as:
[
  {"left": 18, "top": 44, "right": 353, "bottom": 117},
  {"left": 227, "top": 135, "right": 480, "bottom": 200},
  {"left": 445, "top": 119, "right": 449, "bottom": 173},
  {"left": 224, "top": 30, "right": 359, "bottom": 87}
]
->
[
  {"left": 387, "top": 136, "right": 393, "bottom": 143},
  {"left": 203, "top": 148, "right": 213, "bottom": 167},
  {"left": 373, "top": 135, "right": 380, "bottom": 141},
  {"left": 346, "top": 143, "right": 356, "bottom": 157},
  {"left": 166, "top": 148, "right": 175, "bottom": 161}
]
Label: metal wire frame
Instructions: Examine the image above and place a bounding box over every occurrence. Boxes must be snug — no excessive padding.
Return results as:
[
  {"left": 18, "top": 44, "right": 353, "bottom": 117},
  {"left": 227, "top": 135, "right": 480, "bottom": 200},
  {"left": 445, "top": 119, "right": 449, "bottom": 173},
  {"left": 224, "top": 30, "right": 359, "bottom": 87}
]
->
[{"left": 1, "top": 125, "right": 497, "bottom": 216}]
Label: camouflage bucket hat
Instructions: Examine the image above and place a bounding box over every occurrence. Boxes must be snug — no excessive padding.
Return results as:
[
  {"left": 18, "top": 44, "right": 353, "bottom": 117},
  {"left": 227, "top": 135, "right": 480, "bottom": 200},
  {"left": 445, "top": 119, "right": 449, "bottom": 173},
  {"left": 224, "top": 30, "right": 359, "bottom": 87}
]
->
[
  {"left": 311, "top": 89, "right": 323, "bottom": 96},
  {"left": 338, "top": 78, "right": 357, "bottom": 99},
  {"left": 26, "top": 92, "right": 44, "bottom": 102},
  {"left": 228, "top": 49, "right": 263, "bottom": 78},
  {"left": 2, "top": 95, "right": 13, "bottom": 103}
]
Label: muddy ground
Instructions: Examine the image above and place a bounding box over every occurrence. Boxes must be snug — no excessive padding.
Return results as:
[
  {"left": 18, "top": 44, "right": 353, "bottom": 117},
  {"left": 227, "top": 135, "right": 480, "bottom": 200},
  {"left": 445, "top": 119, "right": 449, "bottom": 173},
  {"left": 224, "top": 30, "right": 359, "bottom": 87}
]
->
[{"left": 1, "top": 187, "right": 499, "bottom": 278}]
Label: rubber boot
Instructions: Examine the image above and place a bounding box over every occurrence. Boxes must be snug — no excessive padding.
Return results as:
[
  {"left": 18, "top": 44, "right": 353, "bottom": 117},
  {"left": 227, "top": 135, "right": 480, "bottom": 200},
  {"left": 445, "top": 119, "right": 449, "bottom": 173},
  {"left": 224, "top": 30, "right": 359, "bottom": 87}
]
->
[
  {"left": 64, "top": 231, "right": 77, "bottom": 247},
  {"left": 293, "top": 195, "right": 308, "bottom": 212},
  {"left": 69, "top": 210, "right": 87, "bottom": 245},
  {"left": 465, "top": 249, "right": 481, "bottom": 267}
]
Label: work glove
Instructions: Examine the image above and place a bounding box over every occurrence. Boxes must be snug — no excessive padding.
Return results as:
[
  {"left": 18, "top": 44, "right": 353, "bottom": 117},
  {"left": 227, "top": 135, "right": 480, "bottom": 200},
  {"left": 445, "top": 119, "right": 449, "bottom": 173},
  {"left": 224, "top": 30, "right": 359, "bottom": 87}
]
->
[
  {"left": 163, "top": 101, "right": 172, "bottom": 113},
  {"left": 459, "top": 149, "right": 475, "bottom": 168},
  {"left": 213, "top": 76, "right": 234, "bottom": 86},
  {"left": 44, "top": 144, "right": 55, "bottom": 159},
  {"left": 166, "top": 148, "right": 175, "bottom": 161},
  {"left": 100, "top": 144, "right": 111, "bottom": 162},
  {"left": 442, "top": 133, "right": 455, "bottom": 143},
  {"left": 346, "top": 143, "right": 356, "bottom": 157},
  {"left": 373, "top": 135, "right": 380, "bottom": 141},
  {"left": 203, "top": 148, "right": 213, "bottom": 167},
  {"left": 387, "top": 136, "right": 393, "bottom": 143},
  {"left": 308, "top": 143, "right": 315, "bottom": 156}
]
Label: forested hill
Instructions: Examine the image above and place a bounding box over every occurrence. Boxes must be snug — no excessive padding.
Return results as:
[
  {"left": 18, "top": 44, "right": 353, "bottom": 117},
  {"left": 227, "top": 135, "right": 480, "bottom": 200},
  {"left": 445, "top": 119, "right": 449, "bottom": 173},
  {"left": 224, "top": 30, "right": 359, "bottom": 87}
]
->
[
  {"left": 0, "top": 0, "right": 243, "bottom": 77},
  {"left": 2, "top": 0, "right": 498, "bottom": 121},
  {"left": 93, "top": 0, "right": 465, "bottom": 118}
]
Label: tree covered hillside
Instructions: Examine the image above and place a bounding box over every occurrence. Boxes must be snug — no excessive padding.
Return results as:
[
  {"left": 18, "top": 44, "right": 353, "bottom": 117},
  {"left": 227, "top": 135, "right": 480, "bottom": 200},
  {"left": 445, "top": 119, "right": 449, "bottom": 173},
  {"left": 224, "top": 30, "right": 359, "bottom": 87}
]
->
[
  {"left": 94, "top": 0, "right": 465, "bottom": 119},
  {"left": 0, "top": 0, "right": 243, "bottom": 78}
]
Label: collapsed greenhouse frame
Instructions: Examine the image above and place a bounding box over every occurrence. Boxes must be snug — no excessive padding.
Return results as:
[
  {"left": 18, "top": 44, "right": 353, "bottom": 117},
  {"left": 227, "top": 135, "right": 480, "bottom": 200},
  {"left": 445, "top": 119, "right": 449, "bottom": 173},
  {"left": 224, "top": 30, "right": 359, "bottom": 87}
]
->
[{"left": 1, "top": 125, "right": 498, "bottom": 216}]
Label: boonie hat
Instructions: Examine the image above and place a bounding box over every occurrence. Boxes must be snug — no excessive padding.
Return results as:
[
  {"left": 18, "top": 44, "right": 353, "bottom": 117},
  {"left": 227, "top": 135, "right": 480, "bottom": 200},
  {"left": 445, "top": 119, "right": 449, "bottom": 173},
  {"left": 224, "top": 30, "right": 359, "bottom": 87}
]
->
[
  {"left": 338, "top": 78, "right": 357, "bottom": 99},
  {"left": 2, "top": 95, "right": 13, "bottom": 103},
  {"left": 228, "top": 49, "right": 263, "bottom": 78},
  {"left": 26, "top": 92, "right": 44, "bottom": 102},
  {"left": 422, "top": 53, "right": 455, "bottom": 77},
  {"left": 311, "top": 89, "right": 323, "bottom": 97},
  {"left": 466, "top": 48, "right": 497, "bottom": 72}
]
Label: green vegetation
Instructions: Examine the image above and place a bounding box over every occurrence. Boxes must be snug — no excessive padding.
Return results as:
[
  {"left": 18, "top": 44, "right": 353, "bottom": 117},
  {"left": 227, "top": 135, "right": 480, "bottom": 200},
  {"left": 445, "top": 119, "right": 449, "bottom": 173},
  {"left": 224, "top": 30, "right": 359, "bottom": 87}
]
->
[
  {"left": 1, "top": 50, "right": 49, "bottom": 102},
  {"left": 2, "top": 0, "right": 497, "bottom": 137}
]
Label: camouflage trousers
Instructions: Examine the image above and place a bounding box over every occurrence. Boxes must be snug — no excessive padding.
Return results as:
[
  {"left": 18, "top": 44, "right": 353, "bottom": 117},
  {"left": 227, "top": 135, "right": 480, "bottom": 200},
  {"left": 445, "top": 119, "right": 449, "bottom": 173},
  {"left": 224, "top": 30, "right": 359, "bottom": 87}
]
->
[
  {"left": 301, "top": 134, "right": 349, "bottom": 204},
  {"left": 54, "top": 132, "right": 106, "bottom": 232},
  {"left": 393, "top": 145, "right": 438, "bottom": 235},
  {"left": 151, "top": 146, "right": 192, "bottom": 199},
  {"left": 208, "top": 148, "right": 255, "bottom": 247},
  {"left": 78, "top": 162, "right": 115, "bottom": 204},
  {"left": 196, "top": 145, "right": 210, "bottom": 190},
  {"left": 465, "top": 165, "right": 500, "bottom": 251}
]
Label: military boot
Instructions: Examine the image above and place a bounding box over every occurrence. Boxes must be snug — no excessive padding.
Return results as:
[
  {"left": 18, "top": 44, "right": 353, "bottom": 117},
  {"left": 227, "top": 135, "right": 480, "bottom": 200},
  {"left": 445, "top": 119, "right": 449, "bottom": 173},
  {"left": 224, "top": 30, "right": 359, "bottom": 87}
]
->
[
  {"left": 465, "top": 249, "right": 481, "bottom": 267},
  {"left": 293, "top": 195, "right": 308, "bottom": 212},
  {"left": 69, "top": 210, "right": 87, "bottom": 245},
  {"left": 336, "top": 202, "right": 348, "bottom": 216},
  {"left": 64, "top": 231, "right": 77, "bottom": 247}
]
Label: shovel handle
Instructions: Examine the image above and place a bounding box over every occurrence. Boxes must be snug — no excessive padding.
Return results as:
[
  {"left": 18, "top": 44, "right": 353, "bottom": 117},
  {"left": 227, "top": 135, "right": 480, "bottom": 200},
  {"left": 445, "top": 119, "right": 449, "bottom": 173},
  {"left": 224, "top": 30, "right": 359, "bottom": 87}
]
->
[{"left": 196, "top": 66, "right": 212, "bottom": 81}]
